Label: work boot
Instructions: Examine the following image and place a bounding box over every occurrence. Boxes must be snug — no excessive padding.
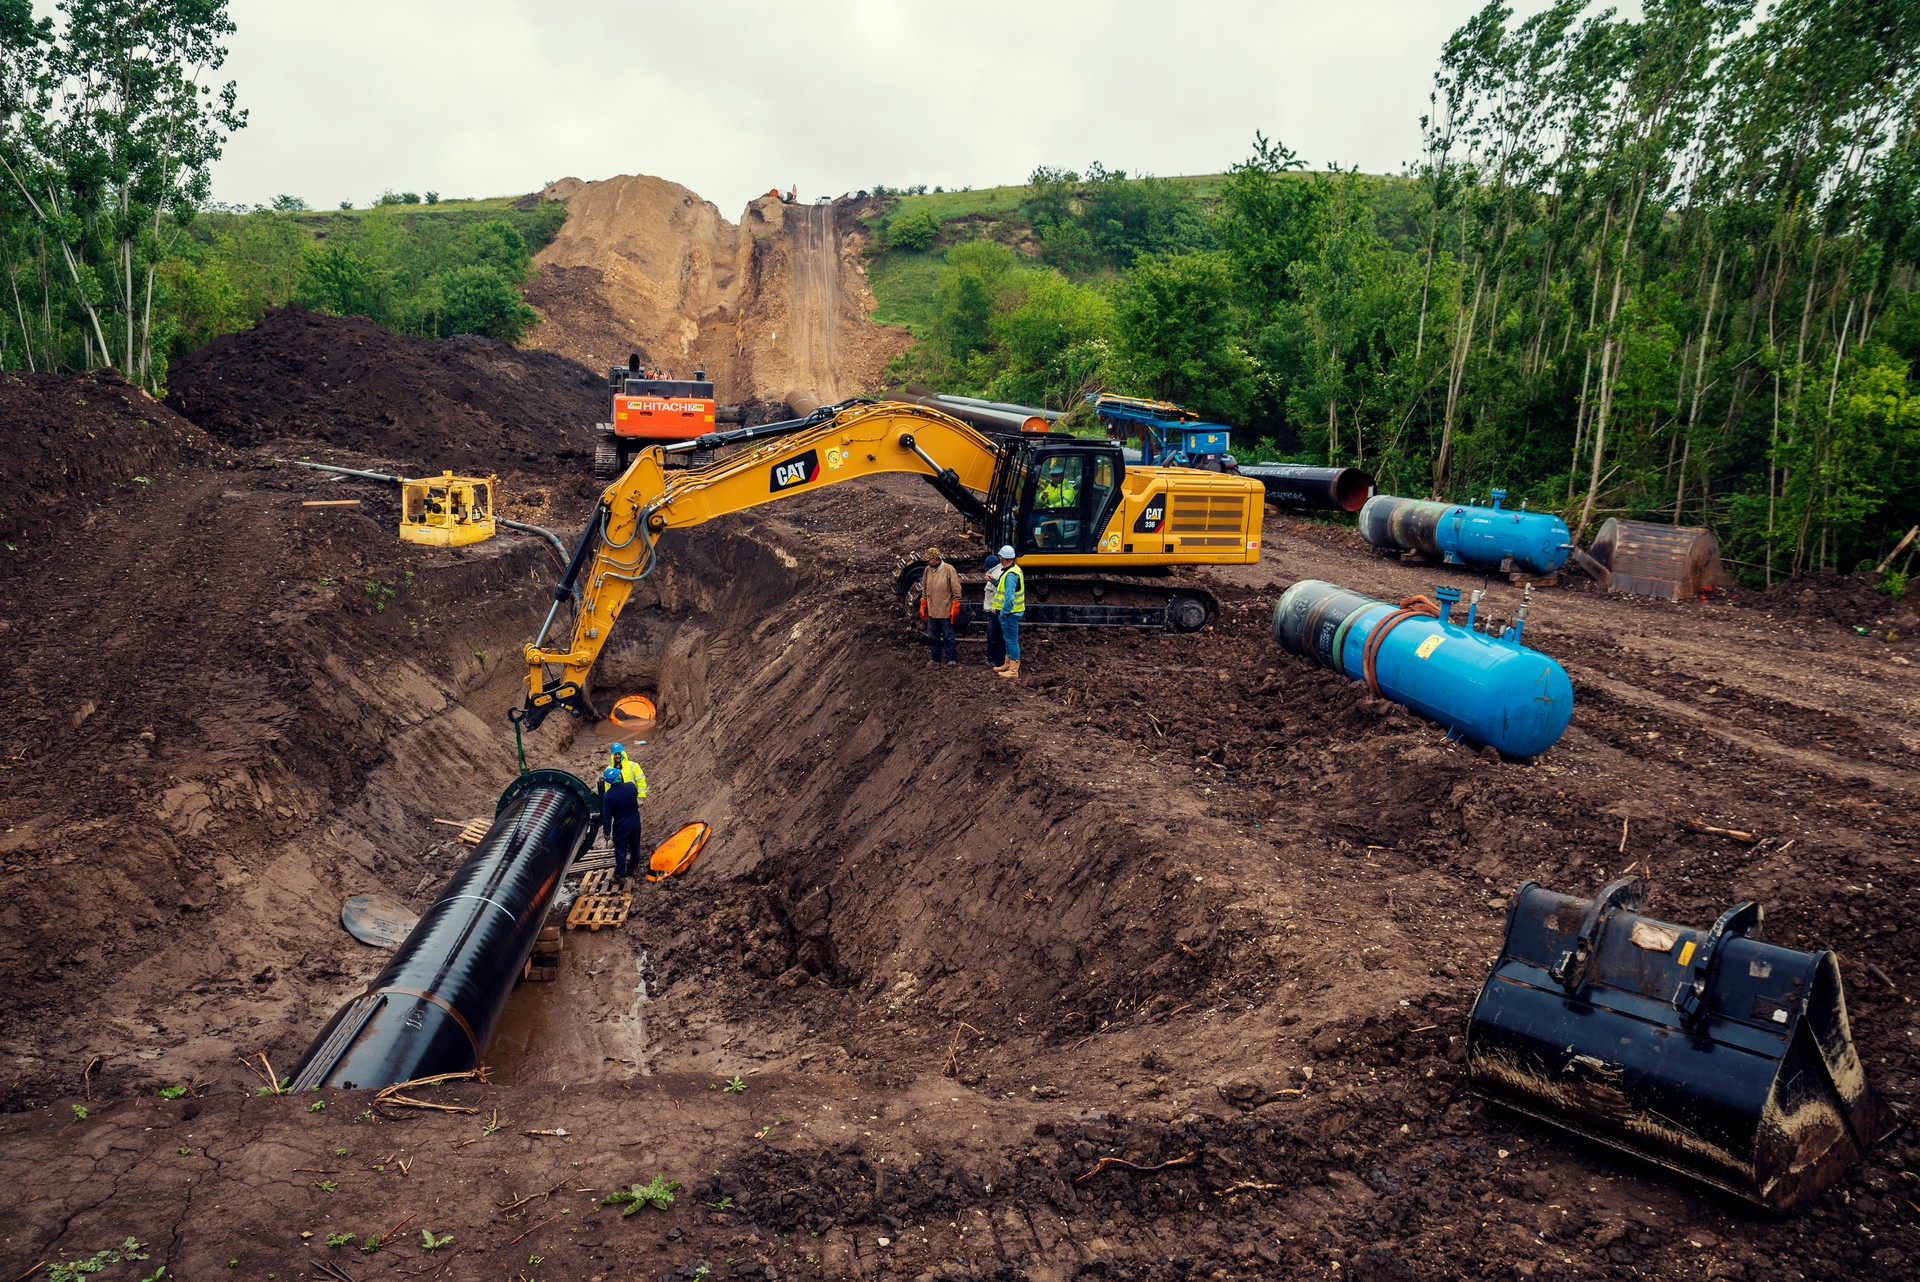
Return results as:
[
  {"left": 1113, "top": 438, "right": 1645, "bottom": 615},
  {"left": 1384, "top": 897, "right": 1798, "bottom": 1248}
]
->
[{"left": 998, "top": 659, "right": 1021, "bottom": 680}]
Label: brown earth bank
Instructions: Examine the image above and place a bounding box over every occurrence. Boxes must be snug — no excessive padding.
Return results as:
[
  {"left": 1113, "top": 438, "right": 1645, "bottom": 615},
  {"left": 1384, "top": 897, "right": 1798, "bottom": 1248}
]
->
[
  {"left": 522, "top": 174, "right": 910, "bottom": 404},
  {"left": 1, "top": 362, "right": 1917, "bottom": 1280}
]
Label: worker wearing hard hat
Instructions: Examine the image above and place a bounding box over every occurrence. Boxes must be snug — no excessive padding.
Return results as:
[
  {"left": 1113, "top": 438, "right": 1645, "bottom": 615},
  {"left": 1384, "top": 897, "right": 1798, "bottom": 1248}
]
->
[
  {"left": 599, "top": 765, "right": 644, "bottom": 885},
  {"left": 992, "top": 544, "right": 1025, "bottom": 680},
  {"left": 606, "top": 742, "right": 644, "bottom": 791}
]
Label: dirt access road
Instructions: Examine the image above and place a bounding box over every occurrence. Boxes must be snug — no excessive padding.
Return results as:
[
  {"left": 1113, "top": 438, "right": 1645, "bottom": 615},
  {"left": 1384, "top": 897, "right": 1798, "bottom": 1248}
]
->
[
  {"left": 522, "top": 177, "right": 905, "bottom": 406},
  {"left": 1, "top": 335, "right": 1916, "bottom": 1279}
]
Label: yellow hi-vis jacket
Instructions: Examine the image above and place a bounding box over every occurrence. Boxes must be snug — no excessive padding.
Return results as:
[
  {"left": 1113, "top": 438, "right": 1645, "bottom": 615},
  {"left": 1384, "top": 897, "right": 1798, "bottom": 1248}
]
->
[
  {"left": 607, "top": 754, "right": 647, "bottom": 798},
  {"left": 992, "top": 564, "right": 1026, "bottom": 615}
]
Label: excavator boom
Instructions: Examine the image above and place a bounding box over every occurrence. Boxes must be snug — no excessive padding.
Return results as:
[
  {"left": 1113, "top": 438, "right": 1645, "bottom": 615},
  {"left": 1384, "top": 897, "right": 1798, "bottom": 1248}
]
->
[{"left": 516, "top": 401, "right": 1264, "bottom": 727}]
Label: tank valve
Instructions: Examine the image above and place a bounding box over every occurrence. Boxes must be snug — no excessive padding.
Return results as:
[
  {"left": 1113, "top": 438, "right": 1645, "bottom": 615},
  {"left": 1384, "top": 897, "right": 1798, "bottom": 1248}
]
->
[
  {"left": 1435, "top": 584, "right": 1461, "bottom": 624},
  {"left": 1506, "top": 583, "right": 1533, "bottom": 644},
  {"left": 1466, "top": 587, "right": 1484, "bottom": 631}
]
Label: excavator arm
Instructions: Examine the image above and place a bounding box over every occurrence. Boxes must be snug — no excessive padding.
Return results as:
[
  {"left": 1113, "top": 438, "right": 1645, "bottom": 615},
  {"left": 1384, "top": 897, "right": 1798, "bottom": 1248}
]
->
[{"left": 515, "top": 402, "right": 1002, "bottom": 728}]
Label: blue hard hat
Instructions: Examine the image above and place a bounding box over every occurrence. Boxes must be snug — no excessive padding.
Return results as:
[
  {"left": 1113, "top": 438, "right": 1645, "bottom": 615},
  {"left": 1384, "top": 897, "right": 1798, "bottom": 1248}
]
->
[
  {"left": 609, "top": 742, "right": 625, "bottom": 755},
  {"left": 603, "top": 766, "right": 623, "bottom": 783}
]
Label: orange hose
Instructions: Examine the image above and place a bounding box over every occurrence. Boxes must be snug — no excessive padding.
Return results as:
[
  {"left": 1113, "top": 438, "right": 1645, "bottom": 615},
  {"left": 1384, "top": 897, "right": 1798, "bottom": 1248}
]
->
[{"left": 1361, "top": 595, "right": 1441, "bottom": 697}]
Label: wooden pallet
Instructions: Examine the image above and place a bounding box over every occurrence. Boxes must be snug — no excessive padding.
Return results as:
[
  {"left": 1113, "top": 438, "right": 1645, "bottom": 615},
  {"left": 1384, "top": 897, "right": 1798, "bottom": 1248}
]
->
[
  {"left": 565, "top": 869, "right": 633, "bottom": 932},
  {"left": 520, "top": 926, "right": 564, "bottom": 982}
]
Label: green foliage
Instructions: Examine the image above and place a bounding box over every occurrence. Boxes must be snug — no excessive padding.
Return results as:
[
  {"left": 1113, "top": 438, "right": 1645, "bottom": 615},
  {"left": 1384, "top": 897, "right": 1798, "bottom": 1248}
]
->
[
  {"left": 325, "top": 1233, "right": 354, "bottom": 1248},
  {"left": 49, "top": 1238, "right": 148, "bottom": 1282},
  {"left": 1882, "top": 569, "right": 1908, "bottom": 599},
  {"left": 70, "top": 1104, "right": 88, "bottom": 1120},
  {"left": 437, "top": 263, "right": 538, "bottom": 342},
  {"left": 869, "top": 0, "right": 1920, "bottom": 584},
  {"left": 886, "top": 207, "right": 942, "bottom": 251},
  {"left": 1112, "top": 252, "right": 1252, "bottom": 423},
  {"left": 0, "top": 0, "right": 245, "bottom": 387},
  {"left": 157, "top": 1084, "right": 188, "bottom": 1099},
  {"left": 723, "top": 1075, "right": 747, "bottom": 1092},
  {"left": 420, "top": 1229, "right": 453, "bottom": 1251},
  {"left": 602, "top": 1175, "right": 682, "bottom": 1216}
]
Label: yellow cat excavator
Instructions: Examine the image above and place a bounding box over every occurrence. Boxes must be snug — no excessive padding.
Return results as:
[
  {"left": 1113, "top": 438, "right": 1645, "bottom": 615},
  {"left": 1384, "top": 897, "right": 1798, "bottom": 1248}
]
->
[{"left": 514, "top": 400, "right": 1266, "bottom": 727}]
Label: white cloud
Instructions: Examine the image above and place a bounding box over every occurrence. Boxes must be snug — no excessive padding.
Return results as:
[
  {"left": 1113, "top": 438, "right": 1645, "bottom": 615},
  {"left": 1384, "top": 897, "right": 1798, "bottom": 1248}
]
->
[{"left": 207, "top": 0, "right": 1563, "bottom": 215}]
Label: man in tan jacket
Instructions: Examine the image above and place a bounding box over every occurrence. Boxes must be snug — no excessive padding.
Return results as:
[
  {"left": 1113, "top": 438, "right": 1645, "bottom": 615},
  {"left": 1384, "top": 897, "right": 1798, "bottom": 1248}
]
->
[{"left": 919, "top": 545, "right": 963, "bottom": 666}]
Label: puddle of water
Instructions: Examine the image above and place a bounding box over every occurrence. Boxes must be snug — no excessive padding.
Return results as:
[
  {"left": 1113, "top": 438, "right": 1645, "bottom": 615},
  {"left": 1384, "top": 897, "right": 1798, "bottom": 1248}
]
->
[{"left": 484, "top": 937, "right": 652, "bottom": 1085}]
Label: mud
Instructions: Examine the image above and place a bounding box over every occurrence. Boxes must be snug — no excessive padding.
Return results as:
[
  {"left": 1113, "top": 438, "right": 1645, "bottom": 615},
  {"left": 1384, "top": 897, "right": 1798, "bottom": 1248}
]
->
[
  {"left": 165, "top": 306, "right": 607, "bottom": 475},
  {"left": 1, "top": 352, "right": 1917, "bottom": 1281}
]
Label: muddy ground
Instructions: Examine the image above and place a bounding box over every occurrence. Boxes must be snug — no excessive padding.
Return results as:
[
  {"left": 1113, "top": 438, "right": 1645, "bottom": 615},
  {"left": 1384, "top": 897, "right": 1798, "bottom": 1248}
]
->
[{"left": 2, "top": 353, "right": 1917, "bottom": 1281}]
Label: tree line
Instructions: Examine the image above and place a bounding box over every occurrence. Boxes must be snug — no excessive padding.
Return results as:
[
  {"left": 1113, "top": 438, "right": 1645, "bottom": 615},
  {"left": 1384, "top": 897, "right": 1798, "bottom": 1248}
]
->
[
  {"left": 1, "top": 2, "right": 555, "bottom": 389},
  {"left": 881, "top": 0, "right": 1919, "bottom": 583}
]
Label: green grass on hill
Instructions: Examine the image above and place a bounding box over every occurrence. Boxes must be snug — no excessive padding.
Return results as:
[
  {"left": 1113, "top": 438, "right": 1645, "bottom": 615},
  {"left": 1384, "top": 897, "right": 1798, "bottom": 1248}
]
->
[{"left": 866, "top": 250, "right": 946, "bottom": 335}]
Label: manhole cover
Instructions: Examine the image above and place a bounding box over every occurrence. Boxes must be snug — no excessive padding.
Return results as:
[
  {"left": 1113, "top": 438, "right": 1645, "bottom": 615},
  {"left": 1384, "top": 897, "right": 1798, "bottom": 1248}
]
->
[{"left": 342, "top": 893, "right": 419, "bottom": 947}]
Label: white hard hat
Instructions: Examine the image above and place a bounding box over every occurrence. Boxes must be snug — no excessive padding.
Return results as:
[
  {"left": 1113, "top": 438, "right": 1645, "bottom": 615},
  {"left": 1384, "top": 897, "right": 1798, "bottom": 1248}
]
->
[{"left": 997, "top": 545, "right": 1016, "bottom": 560}]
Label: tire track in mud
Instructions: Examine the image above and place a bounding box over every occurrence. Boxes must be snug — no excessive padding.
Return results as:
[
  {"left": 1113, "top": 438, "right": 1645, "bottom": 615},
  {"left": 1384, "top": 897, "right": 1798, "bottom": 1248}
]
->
[{"left": 789, "top": 202, "right": 841, "bottom": 402}]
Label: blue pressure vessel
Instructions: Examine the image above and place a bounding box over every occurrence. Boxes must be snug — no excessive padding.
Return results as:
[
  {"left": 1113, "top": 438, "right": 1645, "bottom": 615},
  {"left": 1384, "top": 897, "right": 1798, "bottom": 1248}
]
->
[
  {"left": 1272, "top": 579, "right": 1573, "bottom": 758},
  {"left": 1358, "top": 490, "right": 1570, "bottom": 576}
]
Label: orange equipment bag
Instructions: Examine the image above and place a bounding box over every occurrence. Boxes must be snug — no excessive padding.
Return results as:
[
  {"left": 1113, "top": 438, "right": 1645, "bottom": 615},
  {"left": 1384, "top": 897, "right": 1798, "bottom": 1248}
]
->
[{"left": 647, "top": 821, "right": 711, "bottom": 882}]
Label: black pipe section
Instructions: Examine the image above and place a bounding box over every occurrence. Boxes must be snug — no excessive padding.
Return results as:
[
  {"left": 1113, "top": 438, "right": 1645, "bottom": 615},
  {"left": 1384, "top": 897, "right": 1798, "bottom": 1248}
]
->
[
  {"left": 1237, "top": 463, "right": 1374, "bottom": 512},
  {"left": 668, "top": 399, "right": 866, "bottom": 455},
  {"left": 289, "top": 769, "right": 598, "bottom": 1091}
]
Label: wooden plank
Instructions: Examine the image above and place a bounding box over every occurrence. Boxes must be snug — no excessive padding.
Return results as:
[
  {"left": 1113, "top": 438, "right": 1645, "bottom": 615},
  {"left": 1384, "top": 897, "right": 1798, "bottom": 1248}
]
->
[{"left": 302, "top": 499, "right": 362, "bottom": 508}]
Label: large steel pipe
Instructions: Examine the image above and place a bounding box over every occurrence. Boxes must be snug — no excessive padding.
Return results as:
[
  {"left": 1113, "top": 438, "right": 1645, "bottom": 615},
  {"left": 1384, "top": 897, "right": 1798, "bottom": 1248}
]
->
[
  {"left": 1272, "top": 579, "right": 1573, "bottom": 758},
  {"left": 933, "top": 394, "right": 1064, "bottom": 423},
  {"left": 290, "top": 769, "right": 597, "bottom": 1091},
  {"left": 890, "top": 390, "right": 1047, "bottom": 434},
  {"left": 1358, "top": 489, "right": 1570, "bottom": 576},
  {"left": 1238, "top": 463, "right": 1374, "bottom": 512}
]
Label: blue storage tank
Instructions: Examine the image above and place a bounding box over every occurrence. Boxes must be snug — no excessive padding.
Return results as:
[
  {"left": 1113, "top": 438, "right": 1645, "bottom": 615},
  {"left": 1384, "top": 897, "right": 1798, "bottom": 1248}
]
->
[
  {"left": 1358, "top": 489, "right": 1570, "bottom": 576},
  {"left": 1272, "top": 579, "right": 1574, "bottom": 758}
]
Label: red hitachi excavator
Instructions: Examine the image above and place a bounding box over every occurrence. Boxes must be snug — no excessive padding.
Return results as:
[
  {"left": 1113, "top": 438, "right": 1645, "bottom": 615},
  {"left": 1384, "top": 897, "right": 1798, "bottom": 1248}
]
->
[{"left": 593, "top": 353, "right": 719, "bottom": 479}]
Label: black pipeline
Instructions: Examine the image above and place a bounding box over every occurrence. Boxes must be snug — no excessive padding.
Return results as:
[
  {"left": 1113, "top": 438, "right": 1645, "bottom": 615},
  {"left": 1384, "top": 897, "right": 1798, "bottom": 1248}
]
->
[
  {"left": 290, "top": 769, "right": 597, "bottom": 1091},
  {"left": 1236, "top": 463, "right": 1373, "bottom": 512},
  {"left": 1468, "top": 876, "right": 1888, "bottom": 1211}
]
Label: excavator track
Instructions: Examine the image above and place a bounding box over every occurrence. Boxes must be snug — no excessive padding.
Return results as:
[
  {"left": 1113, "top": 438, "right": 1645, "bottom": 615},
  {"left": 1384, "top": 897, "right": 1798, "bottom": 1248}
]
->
[{"left": 894, "top": 562, "right": 1217, "bottom": 634}]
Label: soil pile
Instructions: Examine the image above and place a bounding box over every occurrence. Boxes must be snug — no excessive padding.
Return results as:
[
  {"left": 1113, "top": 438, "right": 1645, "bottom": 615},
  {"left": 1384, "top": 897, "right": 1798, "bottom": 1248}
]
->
[
  {"left": 0, "top": 368, "right": 223, "bottom": 560},
  {"left": 522, "top": 174, "right": 909, "bottom": 404},
  {"left": 165, "top": 306, "right": 605, "bottom": 474}
]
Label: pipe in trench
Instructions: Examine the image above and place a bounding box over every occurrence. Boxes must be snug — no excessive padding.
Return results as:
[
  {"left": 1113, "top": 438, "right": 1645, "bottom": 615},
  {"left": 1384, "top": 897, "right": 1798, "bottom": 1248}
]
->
[{"left": 289, "top": 768, "right": 598, "bottom": 1091}]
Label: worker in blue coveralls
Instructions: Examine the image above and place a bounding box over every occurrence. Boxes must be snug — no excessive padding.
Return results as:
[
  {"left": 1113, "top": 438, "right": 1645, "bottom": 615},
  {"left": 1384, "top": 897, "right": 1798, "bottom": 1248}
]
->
[{"left": 600, "top": 765, "right": 644, "bottom": 885}]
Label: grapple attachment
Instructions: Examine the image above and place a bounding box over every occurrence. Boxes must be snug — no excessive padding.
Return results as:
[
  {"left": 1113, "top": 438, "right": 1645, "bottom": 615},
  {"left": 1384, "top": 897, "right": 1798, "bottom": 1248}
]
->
[{"left": 1467, "top": 877, "right": 1888, "bottom": 1211}]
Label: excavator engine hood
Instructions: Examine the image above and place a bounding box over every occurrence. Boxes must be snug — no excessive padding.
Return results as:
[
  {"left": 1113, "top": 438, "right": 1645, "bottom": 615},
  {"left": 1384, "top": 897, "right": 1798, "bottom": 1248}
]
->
[{"left": 1466, "top": 877, "right": 1888, "bottom": 1212}]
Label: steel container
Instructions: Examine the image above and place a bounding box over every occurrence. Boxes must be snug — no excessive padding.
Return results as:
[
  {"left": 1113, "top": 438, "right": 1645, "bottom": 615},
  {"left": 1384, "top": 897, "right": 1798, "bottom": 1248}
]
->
[
  {"left": 1468, "top": 877, "right": 1888, "bottom": 1212},
  {"left": 1272, "top": 579, "right": 1573, "bottom": 758},
  {"left": 1358, "top": 489, "right": 1570, "bottom": 575}
]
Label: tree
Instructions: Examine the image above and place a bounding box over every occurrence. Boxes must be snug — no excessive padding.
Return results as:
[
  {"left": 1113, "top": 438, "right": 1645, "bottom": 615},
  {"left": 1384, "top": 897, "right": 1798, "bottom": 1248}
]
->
[
  {"left": 436, "top": 264, "right": 537, "bottom": 342},
  {"left": 1112, "top": 252, "right": 1253, "bottom": 422},
  {"left": 0, "top": 0, "right": 245, "bottom": 384},
  {"left": 269, "top": 193, "right": 306, "bottom": 211}
]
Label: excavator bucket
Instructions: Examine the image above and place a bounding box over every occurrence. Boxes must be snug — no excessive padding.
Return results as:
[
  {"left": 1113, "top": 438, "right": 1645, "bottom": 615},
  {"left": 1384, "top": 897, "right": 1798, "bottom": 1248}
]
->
[
  {"left": 1580, "top": 518, "right": 1729, "bottom": 600},
  {"left": 648, "top": 821, "right": 711, "bottom": 882},
  {"left": 1467, "top": 877, "right": 1888, "bottom": 1212}
]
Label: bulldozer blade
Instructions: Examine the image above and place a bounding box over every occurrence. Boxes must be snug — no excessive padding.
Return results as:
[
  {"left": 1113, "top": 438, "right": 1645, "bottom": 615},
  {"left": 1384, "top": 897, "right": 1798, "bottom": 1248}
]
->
[{"left": 1467, "top": 877, "right": 1889, "bottom": 1212}]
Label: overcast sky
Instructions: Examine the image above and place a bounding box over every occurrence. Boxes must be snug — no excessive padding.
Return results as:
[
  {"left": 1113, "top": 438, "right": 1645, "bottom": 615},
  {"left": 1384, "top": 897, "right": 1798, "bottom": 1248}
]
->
[{"left": 204, "top": 0, "right": 1563, "bottom": 216}]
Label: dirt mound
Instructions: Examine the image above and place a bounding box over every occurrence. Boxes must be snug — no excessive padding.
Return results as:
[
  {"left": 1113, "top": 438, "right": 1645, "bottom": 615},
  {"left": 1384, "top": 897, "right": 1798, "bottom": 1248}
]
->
[
  {"left": 1732, "top": 568, "right": 1918, "bottom": 638},
  {"left": 537, "top": 176, "right": 585, "bottom": 202},
  {"left": 164, "top": 306, "right": 605, "bottom": 474},
  {"left": 522, "top": 174, "right": 909, "bottom": 403},
  {"left": 0, "top": 368, "right": 224, "bottom": 562}
]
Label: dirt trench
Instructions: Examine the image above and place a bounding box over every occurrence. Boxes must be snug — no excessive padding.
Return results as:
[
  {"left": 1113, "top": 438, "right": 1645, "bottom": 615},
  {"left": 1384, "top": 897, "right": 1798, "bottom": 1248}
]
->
[{"left": 4, "top": 355, "right": 1920, "bottom": 1279}]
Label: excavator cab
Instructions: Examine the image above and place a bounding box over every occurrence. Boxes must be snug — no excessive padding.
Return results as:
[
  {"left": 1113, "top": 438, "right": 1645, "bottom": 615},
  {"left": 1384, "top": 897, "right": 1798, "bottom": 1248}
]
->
[{"left": 986, "top": 438, "right": 1124, "bottom": 557}]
